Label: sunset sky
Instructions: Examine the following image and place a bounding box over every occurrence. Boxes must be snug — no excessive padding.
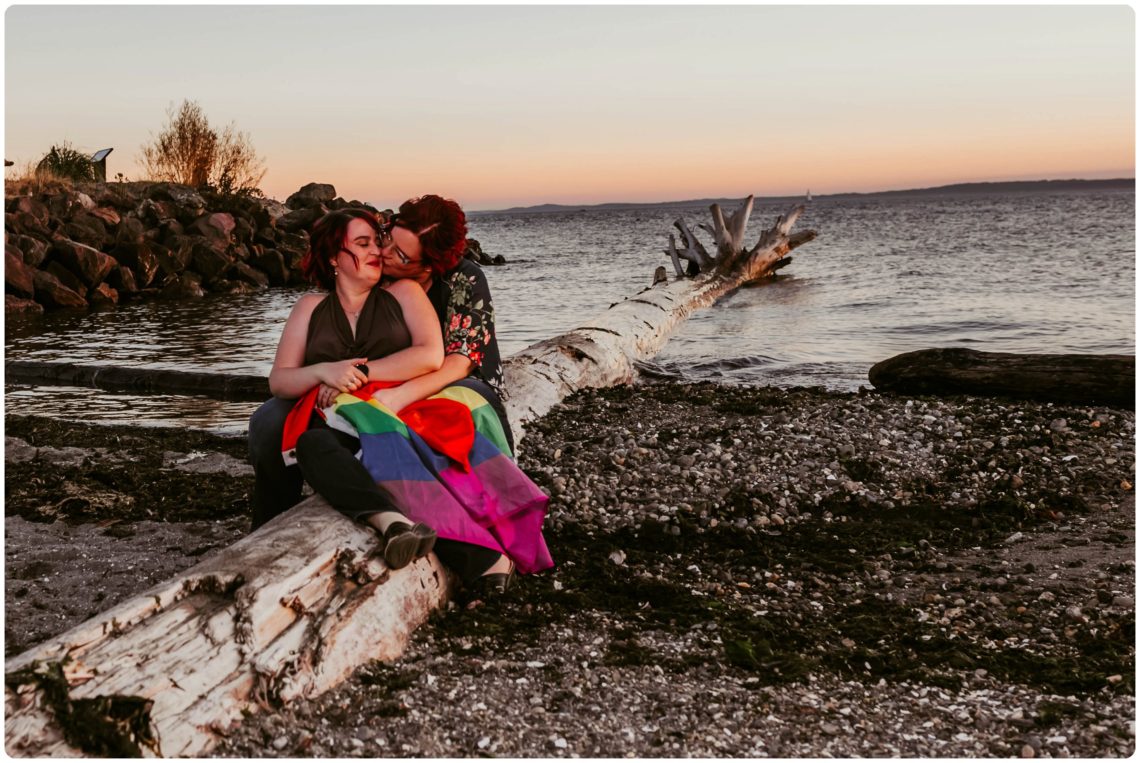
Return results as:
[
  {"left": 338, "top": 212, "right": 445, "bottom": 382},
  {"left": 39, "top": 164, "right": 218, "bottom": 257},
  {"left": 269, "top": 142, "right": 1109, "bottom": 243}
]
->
[{"left": 4, "top": 5, "right": 1134, "bottom": 210}]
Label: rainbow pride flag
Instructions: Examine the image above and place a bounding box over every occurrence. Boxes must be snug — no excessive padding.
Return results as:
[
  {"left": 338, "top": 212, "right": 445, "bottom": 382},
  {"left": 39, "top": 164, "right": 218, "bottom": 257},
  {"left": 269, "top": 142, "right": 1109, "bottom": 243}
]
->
[{"left": 326, "top": 383, "right": 553, "bottom": 575}]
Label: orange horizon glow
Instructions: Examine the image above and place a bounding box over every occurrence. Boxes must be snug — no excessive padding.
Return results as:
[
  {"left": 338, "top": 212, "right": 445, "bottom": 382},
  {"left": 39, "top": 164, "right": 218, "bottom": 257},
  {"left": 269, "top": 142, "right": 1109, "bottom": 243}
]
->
[{"left": 5, "top": 5, "right": 1134, "bottom": 211}]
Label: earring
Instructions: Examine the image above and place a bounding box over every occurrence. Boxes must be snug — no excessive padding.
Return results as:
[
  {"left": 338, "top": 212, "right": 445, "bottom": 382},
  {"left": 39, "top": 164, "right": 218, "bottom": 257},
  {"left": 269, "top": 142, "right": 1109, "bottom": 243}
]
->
[{"left": 333, "top": 268, "right": 339, "bottom": 277}]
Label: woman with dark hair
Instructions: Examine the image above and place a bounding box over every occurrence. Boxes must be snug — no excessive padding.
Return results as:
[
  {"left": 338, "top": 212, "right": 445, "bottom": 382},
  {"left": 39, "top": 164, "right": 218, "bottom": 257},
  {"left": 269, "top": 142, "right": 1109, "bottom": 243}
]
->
[{"left": 263, "top": 208, "right": 444, "bottom": 569}]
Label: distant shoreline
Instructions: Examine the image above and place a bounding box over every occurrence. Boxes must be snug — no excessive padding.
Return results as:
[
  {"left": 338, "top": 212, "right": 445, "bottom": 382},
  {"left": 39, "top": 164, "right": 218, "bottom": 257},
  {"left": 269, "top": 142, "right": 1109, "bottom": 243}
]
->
[{"left": 471, "top": 177, "right": 1134, "bottom": 216}]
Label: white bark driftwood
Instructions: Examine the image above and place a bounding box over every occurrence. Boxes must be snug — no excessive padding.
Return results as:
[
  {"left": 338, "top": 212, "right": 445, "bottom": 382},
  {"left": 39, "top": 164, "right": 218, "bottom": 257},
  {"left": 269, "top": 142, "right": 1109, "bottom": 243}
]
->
[
  {"left": 504, "top": 197, "right": 814, "bottom": 439},
  {"left": 6, "top": 504, "right": 452, "bottom": 756},
  {"left": 5, "top": 197, "right": 815, "bottom": 757}
]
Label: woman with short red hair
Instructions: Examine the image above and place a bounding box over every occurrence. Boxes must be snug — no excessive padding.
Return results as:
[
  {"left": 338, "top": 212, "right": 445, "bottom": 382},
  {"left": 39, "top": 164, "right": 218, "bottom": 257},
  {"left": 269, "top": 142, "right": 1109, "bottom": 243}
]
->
[{"left": 370, "top": 195, "right": 520, "bottom": 595}]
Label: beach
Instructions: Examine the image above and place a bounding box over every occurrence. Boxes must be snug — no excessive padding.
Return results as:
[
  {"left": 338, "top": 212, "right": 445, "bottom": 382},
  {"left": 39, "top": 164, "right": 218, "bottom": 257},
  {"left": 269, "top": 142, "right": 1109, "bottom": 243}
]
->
[{"left": 6, "top": 381, "right": 1134, "bottom": 757}]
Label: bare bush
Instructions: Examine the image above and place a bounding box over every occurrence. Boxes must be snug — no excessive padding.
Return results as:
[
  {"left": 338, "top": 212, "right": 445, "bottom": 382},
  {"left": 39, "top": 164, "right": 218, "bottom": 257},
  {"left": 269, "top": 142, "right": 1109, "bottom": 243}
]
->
[{"left": 139, "top": 100, "right": 265, "bottom": 193}]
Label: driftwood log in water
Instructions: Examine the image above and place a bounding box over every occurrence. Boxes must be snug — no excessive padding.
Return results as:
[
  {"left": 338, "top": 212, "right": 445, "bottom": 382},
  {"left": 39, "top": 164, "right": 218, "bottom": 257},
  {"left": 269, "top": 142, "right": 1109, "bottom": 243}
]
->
[
  {"left": 5, "top": 197, "right": 816, "bottom": 757},
  {"left": 869, "top": 348, "right": 1135, "bottom": 409},
  {"left": 503, "top": 197, "right": 814, "bottom": 439},
  {"left": 5, "top": 360, "right": 269, "bottom": 400}
]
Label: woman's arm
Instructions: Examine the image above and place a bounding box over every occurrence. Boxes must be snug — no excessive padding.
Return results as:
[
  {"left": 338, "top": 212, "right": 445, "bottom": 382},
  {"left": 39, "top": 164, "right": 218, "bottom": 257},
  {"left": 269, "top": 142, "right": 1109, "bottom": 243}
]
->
[
  {"left": 370, "top": 353, "right": 474, "bottom": 413},
  {"left": 372, "top": 263, "right": 502, "bottom": 413},
  {"left": 268, "top": 294, "right": 369, "bottom": 398},
  {"left": 361, "top": 279, "right": 444, "bottom": 381}
]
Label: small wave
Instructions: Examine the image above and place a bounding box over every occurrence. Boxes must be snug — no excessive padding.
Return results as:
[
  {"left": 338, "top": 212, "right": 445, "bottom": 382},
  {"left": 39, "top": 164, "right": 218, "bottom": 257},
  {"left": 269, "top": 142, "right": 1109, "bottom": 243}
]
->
[{"left": 688, "top": 354, "right": 782, "bottom": 372}]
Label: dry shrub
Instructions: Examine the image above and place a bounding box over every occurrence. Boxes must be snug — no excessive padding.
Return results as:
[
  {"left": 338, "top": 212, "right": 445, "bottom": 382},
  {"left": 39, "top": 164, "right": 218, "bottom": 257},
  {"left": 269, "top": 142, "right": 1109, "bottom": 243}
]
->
[
  {"left": 139, "top": 99, "right": 265, "bottom": 194},
  {"left": 5, "top": 159, "right": 76, "bottom": 196}
]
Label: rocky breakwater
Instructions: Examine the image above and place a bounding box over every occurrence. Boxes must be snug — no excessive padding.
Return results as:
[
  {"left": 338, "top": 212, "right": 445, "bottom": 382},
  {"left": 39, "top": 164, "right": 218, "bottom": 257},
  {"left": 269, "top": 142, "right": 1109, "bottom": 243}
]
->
[{"left": 3, "top": 181, "right": 374, "bottom": 314}]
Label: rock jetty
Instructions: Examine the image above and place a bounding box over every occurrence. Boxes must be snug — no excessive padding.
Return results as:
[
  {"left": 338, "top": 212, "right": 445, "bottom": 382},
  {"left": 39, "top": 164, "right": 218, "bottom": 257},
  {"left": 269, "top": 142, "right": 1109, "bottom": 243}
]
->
[{"left": 4, "top": 181, "right": 504, "bottom": 315}]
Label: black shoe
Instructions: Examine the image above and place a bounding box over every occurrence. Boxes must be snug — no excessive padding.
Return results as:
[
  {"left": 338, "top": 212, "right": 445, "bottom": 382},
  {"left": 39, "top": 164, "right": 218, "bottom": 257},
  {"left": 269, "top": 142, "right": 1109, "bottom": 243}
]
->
[
  {"left": 468, "top": 560, "right": 516, "bottom": 600},
  {"left": 382, "top": 522, "right": 437, "bottom": 570}
]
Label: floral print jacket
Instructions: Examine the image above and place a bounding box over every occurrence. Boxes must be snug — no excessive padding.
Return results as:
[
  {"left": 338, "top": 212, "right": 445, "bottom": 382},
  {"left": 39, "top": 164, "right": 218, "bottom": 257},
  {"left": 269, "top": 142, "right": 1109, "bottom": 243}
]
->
[{"left": 431, "top": 258, "right": 506, "bottom": 400}]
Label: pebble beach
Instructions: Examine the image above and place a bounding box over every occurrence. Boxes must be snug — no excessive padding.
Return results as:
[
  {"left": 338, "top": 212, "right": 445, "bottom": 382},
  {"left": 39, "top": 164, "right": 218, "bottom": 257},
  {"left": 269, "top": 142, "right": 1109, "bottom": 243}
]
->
[{"left": 4, "top": 381, "right": 1135, "bottom": 757}]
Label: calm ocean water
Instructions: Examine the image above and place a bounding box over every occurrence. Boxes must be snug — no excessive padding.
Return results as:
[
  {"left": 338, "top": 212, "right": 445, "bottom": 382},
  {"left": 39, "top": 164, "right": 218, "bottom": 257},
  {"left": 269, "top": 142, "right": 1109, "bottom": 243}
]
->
[{"left": 5, "top": 189, "right": 1134, "bottom": 431}]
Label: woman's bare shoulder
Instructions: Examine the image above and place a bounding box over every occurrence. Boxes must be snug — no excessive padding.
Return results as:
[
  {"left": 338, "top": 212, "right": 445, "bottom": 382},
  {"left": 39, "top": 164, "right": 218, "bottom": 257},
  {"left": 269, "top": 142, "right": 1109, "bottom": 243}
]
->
[
  {"left": 289, "top": 291, "right": 327, "bottom": 317},
  {"left": 384, "top": 278, "right": 426, "bottom": 298}
]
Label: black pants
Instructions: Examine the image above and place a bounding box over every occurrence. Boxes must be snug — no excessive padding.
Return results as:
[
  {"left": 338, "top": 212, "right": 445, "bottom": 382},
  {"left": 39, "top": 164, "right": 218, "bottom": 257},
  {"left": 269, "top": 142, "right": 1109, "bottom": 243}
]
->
[
  {"left": 248, "top": 378, "right": 514, "bottom": 529},
  {"left": 294, "top": 419, "right": 501, "bottom": 585},
  {"left": 250, "top": 377, "right": 512, "bottom": 585}
]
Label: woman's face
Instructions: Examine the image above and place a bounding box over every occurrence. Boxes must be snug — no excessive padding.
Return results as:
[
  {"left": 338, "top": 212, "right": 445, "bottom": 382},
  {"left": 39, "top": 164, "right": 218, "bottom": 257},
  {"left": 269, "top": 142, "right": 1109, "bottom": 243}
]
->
[
  {"left": 380, "top": 224, "right": 428, "bottom": 280},
  {"left": 332, "top": 218, "right": 383, "bottom": 286}
]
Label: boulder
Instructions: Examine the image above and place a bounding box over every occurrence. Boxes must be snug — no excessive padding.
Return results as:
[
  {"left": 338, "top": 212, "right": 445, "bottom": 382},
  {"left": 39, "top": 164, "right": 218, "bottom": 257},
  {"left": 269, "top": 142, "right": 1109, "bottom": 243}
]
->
[
  {"left": 158, "top": 272, "right": 205, "bottom": 300},
  {"left": 88, "top": 183, "right": 138, "bottom": 210},
  {"left": 159, "top": 219, "right": 186, "bottom": 246},
  {"left": 8, "top": 196, "right": 50, "bottom": 227},
  {"left": 32, "top": 269, "right": 87, "bottom": 309},
  {"left": 148, "top": 183, "right": 207, "bottom": 214},
  {"left": 107, "top": 265, "right": 138, "bottom": 295},
  {"left": 286, "top": 183, "right": 336, "bottom": 210},
  {"left": 253, "top": 249, "right": 288, "bottom": 286},
  {"left": 134, "top": 198, "right": 178, "bottom": 225},
  {"left": 190, "top": 239, "right": 234, "bottom": 281},
  {"left": 212, "top": 279, "right": 261, "bottom": 295},
  {"left": 161, "top": 236, "right": 197, "bottom": 269},
  {"left": 88, "top": 206, "right": 121, "bottom": 227},
  {"left": 8, "top": 193, "right": 51, "bottom": 223},
  {"left": 254, "top": 226, "right": 278, "bottom": 247},
  {"left": 10, "top": 235, "right": 48, "bottom": 268},
  {"left": 256, "top": 198, "right": 290, "bottom": 225},
  {"left": 463, "top": 238, "right": 506, "bottom": 266},
  {"left": 5, "top": 244, "right": 35, "bottom": 297},
  {"left": 110, "top": 241, "right": 160, "bottom": 287},
  {"left": 115, "top": 216, "right": 147, "bottom": 245},
  {"left": 232, "top": 261, "right": 270, "bottom": 289},
  {"left": 277, "top": 206, "right": 324, "bottom": 233},
  {"left": 88, "top": 282, "right": 119, "bottom": 306},
  {"left": 49, "top": 238, "right": 116, "bottom": 287},
  {"left": 62, "top": 213, "right": 109, "bottom": 250},
  {"left": 331, "top": 199, "right": 379, "bottom": 214},
  {"left": 277, "top": 231, "right": 309, "bottom": 256},
  {"left": 7, "top": 211, "right": 49, "bottom": 238},
  {"left": 46, "top": 191, "right": 84, "bottom": 220},
  {"left": 233, "top": 216, "right": 255, "bottom": 246},
  {"left": 191, "top": 212, "right": 236, "bottom": 249},
  {"left": 45, "top": 261, "right": 86, "bottom": 294},
  {"left": 5, "top": 294, "right": 44, "bottom": 315}
]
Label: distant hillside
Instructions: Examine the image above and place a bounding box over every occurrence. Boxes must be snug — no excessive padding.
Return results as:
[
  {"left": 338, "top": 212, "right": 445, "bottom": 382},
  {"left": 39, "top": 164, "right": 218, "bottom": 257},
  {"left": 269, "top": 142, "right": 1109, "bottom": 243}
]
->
[{"left": 473, "top": 178, "right": 1133, "bottom": 215}]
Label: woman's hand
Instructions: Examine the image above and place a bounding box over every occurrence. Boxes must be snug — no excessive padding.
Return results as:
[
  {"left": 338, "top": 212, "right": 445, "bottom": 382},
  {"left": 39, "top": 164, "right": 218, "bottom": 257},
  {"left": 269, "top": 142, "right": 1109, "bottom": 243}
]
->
[
  {"left": 316, "top": 358, "right": 370, "bottom": 393},
  {"left": 371, "top": 384, "right": 413, "bottom": 414},
  {"left": 316, "top": 383, "right": 340, "bottom": 409}
]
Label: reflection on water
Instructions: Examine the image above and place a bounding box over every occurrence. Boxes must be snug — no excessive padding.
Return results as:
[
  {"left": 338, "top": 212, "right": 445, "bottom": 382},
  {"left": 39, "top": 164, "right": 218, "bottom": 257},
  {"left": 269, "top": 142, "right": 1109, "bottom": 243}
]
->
[
  {"left": 5, "top": 385, "right": 253, "bottom": 435},
  {"left": 5, "top": 190, "right": 1134, "bottom": 431},
  {"left": 6, "top": 292, "right": 290, "bottom": 376}
]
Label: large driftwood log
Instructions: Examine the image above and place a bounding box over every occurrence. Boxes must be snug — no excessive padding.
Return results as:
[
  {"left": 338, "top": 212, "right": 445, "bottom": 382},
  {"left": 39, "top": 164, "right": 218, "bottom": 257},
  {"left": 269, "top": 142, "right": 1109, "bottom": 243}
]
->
[
  {"left": 6, "top": 198, "right": 815, "bottom": 757},
  {"left": 505, "top": 197, "right": 814, "bottom": 439},
  {"left": 6, "top": 503, "right": 452, "bottom": 757},
  {"left": 869, "top": 348, "right": 1135, "bottom": 409}
]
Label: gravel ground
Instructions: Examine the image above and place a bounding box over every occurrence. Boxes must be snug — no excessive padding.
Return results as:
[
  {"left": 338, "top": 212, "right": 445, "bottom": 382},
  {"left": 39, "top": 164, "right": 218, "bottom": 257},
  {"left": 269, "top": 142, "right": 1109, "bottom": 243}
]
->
[{"left": 4, "top": 383, "right": 1135, "bottom": 757}]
